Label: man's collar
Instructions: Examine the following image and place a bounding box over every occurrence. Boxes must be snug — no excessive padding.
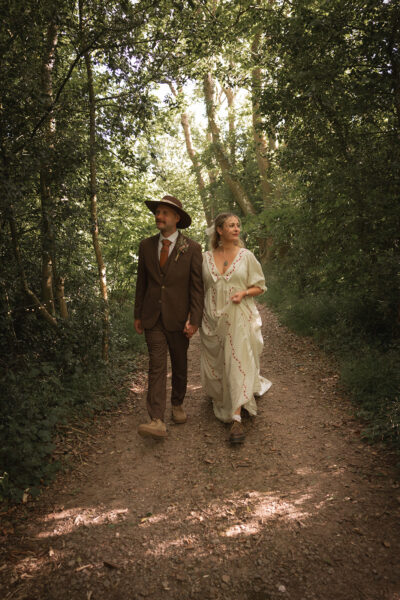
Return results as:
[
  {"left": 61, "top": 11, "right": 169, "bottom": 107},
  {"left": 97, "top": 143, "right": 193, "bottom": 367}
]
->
[{"left": 159, "top": 230, "right": 179, "bottom": 243}]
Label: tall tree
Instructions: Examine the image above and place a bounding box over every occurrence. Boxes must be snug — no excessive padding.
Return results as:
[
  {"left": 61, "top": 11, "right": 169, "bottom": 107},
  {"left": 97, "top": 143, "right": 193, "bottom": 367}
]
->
[
  {"left": 79, "top": 0, "right": 110, "bottom": 361},
  {"left": 168, "top": 83, "right": 213, "bottom": 225},
  {"left": 223, "top": 84, "right": 236, "bottom": 165},
  {"left": 39, "top": 14, "right": 58, "bottom": 315},
  {"left": 203, "top": 71, "right": 257, "bottom": 216}
]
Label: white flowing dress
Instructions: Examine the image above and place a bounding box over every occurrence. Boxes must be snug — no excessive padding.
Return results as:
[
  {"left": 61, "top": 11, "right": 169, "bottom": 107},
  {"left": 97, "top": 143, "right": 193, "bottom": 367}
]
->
[{"left": 200, "top": 248, "right": 272, "bottom": 423}]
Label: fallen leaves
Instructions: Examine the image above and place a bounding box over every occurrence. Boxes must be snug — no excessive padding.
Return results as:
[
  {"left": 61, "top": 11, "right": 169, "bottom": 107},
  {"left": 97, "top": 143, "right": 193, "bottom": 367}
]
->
[{"left": 1, "top": 309, "right": 400, "bottom": 600}]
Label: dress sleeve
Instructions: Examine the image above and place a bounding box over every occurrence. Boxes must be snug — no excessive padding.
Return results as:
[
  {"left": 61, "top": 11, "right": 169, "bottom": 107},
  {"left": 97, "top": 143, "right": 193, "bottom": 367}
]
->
[{"left": 246, "top": 251, "right": 267, "bottom": 293}]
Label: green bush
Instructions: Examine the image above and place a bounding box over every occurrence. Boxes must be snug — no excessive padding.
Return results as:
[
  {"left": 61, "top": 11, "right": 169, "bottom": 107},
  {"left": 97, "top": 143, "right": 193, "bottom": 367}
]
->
[
  {"left": 110, "top": 302, "right": 147, "bottom": 354},
  {"left": 340, "top": 344, "right": 400, "bottom": 415},
  {"left": 0, "top": 300, "right": 146, "bottom": 504},
  {"left": 263, "top": 268, "right": 400, "bottom": 452}
]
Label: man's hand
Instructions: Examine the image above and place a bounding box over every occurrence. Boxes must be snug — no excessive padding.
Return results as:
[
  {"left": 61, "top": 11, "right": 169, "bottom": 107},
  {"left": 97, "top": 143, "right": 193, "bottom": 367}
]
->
[
  {"left": 184, "top": 321, "right": 198, "bottom": 339},
  {"left": 134, "top": 318, "right": 144, "bottom": 335}
]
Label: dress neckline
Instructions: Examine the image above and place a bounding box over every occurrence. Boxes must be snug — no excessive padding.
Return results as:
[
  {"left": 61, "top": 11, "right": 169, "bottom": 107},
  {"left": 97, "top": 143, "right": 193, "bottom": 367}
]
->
[{"left": 208, "top": 248, "right": 246, "bottom": 278}]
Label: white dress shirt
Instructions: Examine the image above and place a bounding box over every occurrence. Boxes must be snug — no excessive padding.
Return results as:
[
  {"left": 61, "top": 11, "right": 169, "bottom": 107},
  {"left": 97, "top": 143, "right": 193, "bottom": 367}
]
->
[{"left": 158, "top": 230, "right": 179, "bottom": 260}]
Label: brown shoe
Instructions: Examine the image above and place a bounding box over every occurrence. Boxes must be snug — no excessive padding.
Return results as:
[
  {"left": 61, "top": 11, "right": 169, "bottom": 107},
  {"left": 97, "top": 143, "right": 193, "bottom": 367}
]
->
[
  {"left": 138, "top": 419, "right": 167, "bottom": 439},
  {"left": 171, "top": 405, "right": 187, "bottom": 424},
  {"left": 229, "top": 421, "right": 245, "bottom": 444}
]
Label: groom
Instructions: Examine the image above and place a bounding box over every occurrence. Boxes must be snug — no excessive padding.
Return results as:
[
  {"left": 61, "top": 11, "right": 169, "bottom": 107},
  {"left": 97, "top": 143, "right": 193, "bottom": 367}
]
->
[{"left": 134, "top": 195, "right": 204, "bottom": 439}]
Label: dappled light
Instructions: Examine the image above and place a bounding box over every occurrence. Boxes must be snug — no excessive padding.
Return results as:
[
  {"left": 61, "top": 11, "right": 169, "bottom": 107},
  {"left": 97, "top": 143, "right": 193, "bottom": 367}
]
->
[
  {"left": 20, "top": 487, "right": 316, "bottom": 574},
  {"left": 1, "top": 0, "right": 399, "bottom": 598},
  {"left": 34, "top": 488, "right": 312, "bottom": 544},
  {"left": 2, "top": 305, "right": 399, "bottom": 598},
  {"left": 37, "top": 507, "right": 129, "bottom": 538},
  {"left": 187, "top": 384, "right": 203, "bottom": 392}
]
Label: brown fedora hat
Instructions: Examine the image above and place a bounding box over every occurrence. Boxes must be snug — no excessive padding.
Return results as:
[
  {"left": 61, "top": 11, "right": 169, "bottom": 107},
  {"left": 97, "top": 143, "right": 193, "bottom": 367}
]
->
[{"left": 145, "top": 195, "right": 191, "bottom": 229}]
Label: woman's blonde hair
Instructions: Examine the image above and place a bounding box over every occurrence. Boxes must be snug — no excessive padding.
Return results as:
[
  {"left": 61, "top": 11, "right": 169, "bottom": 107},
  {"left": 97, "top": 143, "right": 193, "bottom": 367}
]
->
[{"left": 210, "top": 212, "right": 244, "bottom": 250}]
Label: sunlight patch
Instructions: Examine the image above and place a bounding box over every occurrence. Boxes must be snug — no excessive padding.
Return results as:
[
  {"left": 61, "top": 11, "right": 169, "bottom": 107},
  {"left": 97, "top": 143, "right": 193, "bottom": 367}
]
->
[
  {"left": 37, "top": 507, "right": 129, "bottom": 538},
  {"left": 147, "top": 534, "right": 199, "bottom": 557},
  {"left": 129, "top": 382, "right": 143, "bottom": 393},
  {"left": 224, "top": 522, "right": 259, "bottom": 537},
  {"left": 144, "top": 490, "right": 311, "bottom": 559},
  {"left": 296, "top": 466, "right": 313, "bottom": 475}
]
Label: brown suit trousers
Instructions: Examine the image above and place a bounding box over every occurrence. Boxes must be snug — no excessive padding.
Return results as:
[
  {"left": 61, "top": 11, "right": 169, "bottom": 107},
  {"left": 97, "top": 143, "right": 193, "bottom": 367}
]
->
[
  {"left": 134, "top": 233, "right": 204, "bottom": 420},
  {"left": 145, "top": 318, "right": 189, "bottom": 419}
]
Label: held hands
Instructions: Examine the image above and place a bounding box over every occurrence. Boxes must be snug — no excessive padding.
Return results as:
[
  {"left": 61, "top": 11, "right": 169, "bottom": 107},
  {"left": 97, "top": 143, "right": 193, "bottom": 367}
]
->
[
  {"left": 230, "top": 290, "right": 248, "bottom": 304},
  {"left": 134, "top": 318, "right": 144, "bottom": 335},
  {"left": 135, "top": 318, "right": 198, "bottom": 338},
  {"left": 184, "top": 320, "right": 198, "bottom": 339}
]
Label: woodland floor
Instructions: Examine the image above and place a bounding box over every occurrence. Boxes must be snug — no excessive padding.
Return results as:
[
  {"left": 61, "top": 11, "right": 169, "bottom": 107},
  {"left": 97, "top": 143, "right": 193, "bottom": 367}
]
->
[{"left": 1, "top": 305, "right": 400, "bottom": 600}]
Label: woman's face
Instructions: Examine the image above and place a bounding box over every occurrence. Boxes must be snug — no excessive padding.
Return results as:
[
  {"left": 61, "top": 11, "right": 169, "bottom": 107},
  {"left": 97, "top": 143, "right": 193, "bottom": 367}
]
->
[{"left": 218, "top": 217, "right": 241, "bottom": 244}]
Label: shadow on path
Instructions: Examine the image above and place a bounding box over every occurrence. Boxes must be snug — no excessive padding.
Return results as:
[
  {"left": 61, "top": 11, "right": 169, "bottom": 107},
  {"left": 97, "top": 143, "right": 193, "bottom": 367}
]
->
[{"left": 1, "top": 306, "right": 399, "bottom": 600}]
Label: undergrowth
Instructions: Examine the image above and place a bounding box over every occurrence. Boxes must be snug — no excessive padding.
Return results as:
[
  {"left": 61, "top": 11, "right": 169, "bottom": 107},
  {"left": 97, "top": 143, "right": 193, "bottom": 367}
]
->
[
  {"left": 264, "top": 270, "right": 400, "bottom": 454},
  {"left": 0, "top": 303, "right": 146, "bottom": 504}
]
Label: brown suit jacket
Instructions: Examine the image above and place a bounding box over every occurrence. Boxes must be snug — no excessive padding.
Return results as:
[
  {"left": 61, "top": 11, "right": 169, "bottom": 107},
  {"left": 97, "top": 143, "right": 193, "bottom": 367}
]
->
[{"left": 134, "top": 232, "right": 204, "bottom": 331}]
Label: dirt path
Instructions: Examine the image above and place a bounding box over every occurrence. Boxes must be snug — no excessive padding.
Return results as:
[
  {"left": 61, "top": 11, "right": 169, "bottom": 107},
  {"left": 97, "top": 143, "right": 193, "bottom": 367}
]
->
[{"left": 1, "top": 305, "right": 400, "bottom": 600}]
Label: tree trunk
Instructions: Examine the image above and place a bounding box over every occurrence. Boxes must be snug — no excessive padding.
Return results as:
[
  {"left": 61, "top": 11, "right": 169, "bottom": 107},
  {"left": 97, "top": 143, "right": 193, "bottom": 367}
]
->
[
  {"left": 251, "top": 32, "right": 275, "bottom": 263},
  {"left": 39, "top": 19, "right": 58, "bottom": 316},
  {"left": 203, "top": 72, "right": 257, "bottom": 216},
  {"left": 389, "top": 16, "right": 400, "bottom": 130},
  {"left": 206, "top": 131, "right": 218, "bottom": 222},
  {"left": 169, "top": 84, "right": 212, "bottom": 225},
  {"left": 251, "top": 32, "right": 273, "bottom": 206},
  {"left": 7, "top": 202, "right": 58, "bottom": 328},
  {"left": 1, "top": 281, "right": 17, "bottom": 343},
  {"left": 56, "top": 277, "right": 69, "bottom": 320},
  {"left": 181, "top": 111, "right": 213, "bottom": 225},
  {"left": 223, "top": 86, "right": 236, "bottom": 165},
  {"left": 82, "top": 28, "right": 110, "bottom": 361}
]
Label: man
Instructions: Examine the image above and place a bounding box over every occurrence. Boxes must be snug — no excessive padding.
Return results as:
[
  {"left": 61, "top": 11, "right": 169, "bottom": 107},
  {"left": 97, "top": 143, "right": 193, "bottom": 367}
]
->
[{"left": 134, "top": 195, "right": 204, "bottom": 439}]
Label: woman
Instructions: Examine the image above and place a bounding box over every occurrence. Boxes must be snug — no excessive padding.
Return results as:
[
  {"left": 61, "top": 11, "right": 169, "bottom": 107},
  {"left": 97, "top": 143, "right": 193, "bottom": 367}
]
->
[{"left": 200, "top": 212, "right": 272, "bottom": 444}]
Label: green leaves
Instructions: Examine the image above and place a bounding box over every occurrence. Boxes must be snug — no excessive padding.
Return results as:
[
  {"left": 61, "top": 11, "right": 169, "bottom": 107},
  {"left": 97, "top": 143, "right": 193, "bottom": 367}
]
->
[{"left": 255, "top": 0, "right": 400, "bottom": 450}]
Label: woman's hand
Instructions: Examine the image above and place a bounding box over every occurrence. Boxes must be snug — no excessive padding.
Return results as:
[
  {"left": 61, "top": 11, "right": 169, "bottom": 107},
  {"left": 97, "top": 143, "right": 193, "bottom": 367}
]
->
[{"left": 230, "top": 290, "right": 248, "bottom": 304}]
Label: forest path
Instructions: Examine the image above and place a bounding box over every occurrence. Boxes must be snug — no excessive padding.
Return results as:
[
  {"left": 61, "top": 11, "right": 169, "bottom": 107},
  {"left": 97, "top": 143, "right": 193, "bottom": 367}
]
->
[{"left": 1, "top": 305, "right": 400, "bottom": 600}]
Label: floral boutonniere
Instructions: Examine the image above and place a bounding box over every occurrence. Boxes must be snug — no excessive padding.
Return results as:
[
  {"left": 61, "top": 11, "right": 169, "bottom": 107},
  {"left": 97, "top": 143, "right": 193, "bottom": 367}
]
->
[{"left": 174, "top": 236, "right": 190, "bottom": 262}]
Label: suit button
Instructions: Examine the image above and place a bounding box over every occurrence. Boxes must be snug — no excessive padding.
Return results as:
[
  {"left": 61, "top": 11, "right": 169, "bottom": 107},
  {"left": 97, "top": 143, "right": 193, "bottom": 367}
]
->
[
  {"left": 161, "top": 285, "right": 165, "bottom": 289},
  {"left": 158, "top": 300, "right": 161, "bottom": 303}
]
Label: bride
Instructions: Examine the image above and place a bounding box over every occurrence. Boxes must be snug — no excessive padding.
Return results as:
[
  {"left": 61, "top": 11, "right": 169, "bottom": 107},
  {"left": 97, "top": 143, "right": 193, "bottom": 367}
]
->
[{"left": 200, "top": 212, "right": 272, "bottom": 444}]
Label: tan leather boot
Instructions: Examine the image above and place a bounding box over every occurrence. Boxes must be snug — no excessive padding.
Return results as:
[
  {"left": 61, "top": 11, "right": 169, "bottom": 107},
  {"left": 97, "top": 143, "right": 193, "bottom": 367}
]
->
[
  {"left": 138, "top": 419, "right": 167, "bottom": 439},
  {"left": 171, "top": 405, "right": 187, "bottom": 424}
]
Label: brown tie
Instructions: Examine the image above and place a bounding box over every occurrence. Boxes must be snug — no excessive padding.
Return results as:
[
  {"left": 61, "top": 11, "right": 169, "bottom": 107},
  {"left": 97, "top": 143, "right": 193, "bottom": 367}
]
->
[{"left": 159, "top": 239, "right": 171, "bottom": 268}]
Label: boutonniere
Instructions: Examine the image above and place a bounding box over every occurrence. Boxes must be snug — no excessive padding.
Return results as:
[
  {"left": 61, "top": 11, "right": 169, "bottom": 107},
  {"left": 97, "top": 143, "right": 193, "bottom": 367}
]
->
[{"left": 174, "top": 236, "right": 190, "bottom": 261}]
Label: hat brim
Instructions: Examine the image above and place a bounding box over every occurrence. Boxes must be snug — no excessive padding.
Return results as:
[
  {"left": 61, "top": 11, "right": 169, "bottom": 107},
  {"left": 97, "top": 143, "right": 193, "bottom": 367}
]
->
[{"left": 145, "top": 200, "right": 191, "bottom": 229}]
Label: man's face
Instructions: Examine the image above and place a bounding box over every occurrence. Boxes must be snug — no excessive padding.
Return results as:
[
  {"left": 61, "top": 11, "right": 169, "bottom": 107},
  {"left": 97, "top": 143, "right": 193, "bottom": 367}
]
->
[{"left": 155, "top": 204, "right": 180, "bottom": 236}]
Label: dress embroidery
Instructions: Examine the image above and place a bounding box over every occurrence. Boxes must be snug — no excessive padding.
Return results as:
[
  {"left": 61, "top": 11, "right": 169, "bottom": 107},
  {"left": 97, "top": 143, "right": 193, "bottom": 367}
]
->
[
  {"left": 200, "top": 249, "right": 272, "bottom": 423},
  {"left": 206, "top": 248, "right": 246, "bottom": 281}
]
